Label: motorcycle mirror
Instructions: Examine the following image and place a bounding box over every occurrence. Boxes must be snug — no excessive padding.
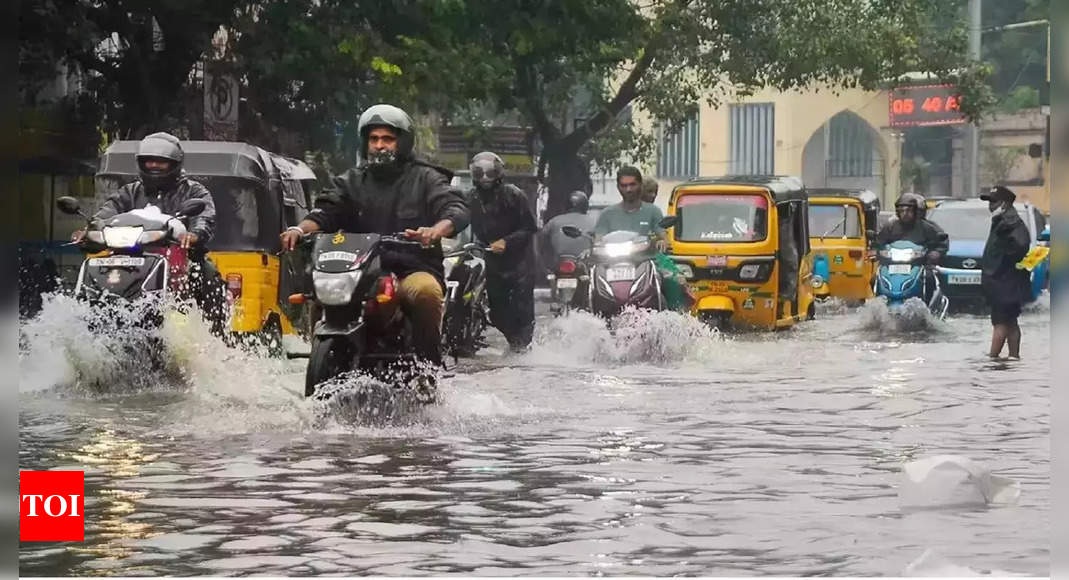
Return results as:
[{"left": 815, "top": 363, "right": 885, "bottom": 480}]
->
[
  {"left": 177, "top": 199, "right": 208, "bottom": 217},
  {"left": 561, "top": 226, "right": 583, "bottom": 238},
  {"left": 56, "top": 196, "right": 84, "bottom": 216},
  {"left": 658, "top": 216, "right": 678, "bottom": 229}
]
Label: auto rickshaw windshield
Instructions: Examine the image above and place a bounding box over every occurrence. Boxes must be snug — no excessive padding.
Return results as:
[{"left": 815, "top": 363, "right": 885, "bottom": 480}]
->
[
  {"left": 809, "top": 204, "right": 861, "bottom": 239},
  {"left": 675, "top": 194, "right": 768, "bottom": 242}
]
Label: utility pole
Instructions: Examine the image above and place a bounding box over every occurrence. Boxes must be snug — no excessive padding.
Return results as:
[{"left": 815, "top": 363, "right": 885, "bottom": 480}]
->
[{"left": 964, "top": 0, "right": 981, "bottom": 199}]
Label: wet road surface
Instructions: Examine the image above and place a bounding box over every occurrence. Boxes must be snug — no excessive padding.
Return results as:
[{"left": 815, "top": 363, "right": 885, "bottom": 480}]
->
[{"left": 18, "top": 294, "right": 1049, "bottom": 576}]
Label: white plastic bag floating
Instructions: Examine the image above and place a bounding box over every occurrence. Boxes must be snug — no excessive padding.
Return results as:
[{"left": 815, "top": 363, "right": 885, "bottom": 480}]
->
[{"left": 898, "top": 455, "right": 1020, "bottom": 509}]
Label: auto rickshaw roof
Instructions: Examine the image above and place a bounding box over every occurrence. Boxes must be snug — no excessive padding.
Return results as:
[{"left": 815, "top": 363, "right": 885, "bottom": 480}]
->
[
  {"left": 677, "top": 175, "right": 807, "bottom": 203},
  {"left": 805, "top": 188, "right": 880, "bottom": 211},
  {"left": 97, "top": 140, "right": 276, "bottom": 184}
]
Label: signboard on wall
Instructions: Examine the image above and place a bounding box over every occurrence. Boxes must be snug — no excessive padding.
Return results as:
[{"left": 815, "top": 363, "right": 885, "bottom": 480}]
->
[
  {"left": 889, "top": 84, "right": 967, "bottom": 127},
  {"left": 204, "top": 64, "right": 239, "bottom": 140}
]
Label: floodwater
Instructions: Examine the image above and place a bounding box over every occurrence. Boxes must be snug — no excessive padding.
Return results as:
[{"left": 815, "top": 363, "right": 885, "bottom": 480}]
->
[{"left": 18, "top": 293, "right": 1049, "bottom": 576}]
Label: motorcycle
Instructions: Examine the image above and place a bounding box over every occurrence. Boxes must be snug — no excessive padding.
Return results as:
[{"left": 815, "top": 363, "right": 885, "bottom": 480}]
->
[
  {"left": 562, "top": 217, "right": 677, "bottom": 319},
  {"left": 874, "top": 239, "right": 950, "bottom": 320},
  {"left": 545, "top": 253, "right": 587, "bottom": 316},
  {"left": 441, "top": 241, "right": 490, "bottom": 359},
  {"left": 55, "top": 195, "right": 209, "bottom": 325},
  {"left": 296, "top": 231, "right": 438, "bottom": 402}
]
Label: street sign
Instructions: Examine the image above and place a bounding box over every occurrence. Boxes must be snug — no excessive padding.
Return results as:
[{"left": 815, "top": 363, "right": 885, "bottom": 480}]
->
[
  {"left": 204, "top": 65, "right": 239, "bottom": 140},
  {"left": 888, "top": 85, "right": 967, "bottom": 127}
]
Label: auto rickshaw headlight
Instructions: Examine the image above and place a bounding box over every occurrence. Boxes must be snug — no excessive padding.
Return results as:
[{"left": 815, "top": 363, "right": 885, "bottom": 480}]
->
[
  {"left": 739, "top": 264, "right": 763, "bottom": 280},
  {"left": 810, "top": 275, "right": 825, "bottom": 288},
  {"left": 676, "top": 264, "right": 694, "bottom": 279},
  {"left": 313, "top": 270, "right": 362, "bottom": 306}
]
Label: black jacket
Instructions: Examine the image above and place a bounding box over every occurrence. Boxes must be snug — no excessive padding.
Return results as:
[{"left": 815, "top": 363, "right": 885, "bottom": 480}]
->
[
  {"left": 305, "top": 160, "right": 470, "bottom": 281},
  {"left": 981, "top": 204, "right": 1032, "bottom": 306},
  {"left": 93, "top": 174, "right": 216, "bottom": 245},
  {"left": 467, "top": 183, "right": 538, "bottom": 282},
  {"left": 876, "top": 218, "right": 949, "bottom": 255}
]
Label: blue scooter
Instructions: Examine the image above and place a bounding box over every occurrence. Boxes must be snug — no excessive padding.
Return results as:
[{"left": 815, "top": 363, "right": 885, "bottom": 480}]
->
[{"left": 874, "top": 240, "right": 950, "bottom": 320}]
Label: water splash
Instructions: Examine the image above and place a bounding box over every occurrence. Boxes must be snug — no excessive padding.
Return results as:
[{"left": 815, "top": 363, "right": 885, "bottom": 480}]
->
[
  {"left": 527, "top": 307, "right": 729, "bottom": 366},
  {"left": 854, "top": 297, "right": 950, "bottom": 339}
]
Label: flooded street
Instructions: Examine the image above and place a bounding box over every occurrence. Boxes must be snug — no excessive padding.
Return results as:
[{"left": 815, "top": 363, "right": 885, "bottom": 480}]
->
[{"left": 18, "top": 295, "right": 1049, "bottom": 576}]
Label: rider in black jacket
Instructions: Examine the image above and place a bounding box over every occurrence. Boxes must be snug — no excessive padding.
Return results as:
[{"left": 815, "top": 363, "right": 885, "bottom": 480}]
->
[
  {"left": 466, "top": 152, "right": 539, "bottom": 352},
  {"left": 280, "top": 104, "right": 470, "bottom": 367}
]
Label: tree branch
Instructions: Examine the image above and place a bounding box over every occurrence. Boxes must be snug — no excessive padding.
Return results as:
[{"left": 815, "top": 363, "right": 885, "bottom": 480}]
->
[
  {"left": 516, "top": 59, "right": 561, "bottom": 146},
  {"left": 558, "top": 13, "right": 666, "bottom": 153}
]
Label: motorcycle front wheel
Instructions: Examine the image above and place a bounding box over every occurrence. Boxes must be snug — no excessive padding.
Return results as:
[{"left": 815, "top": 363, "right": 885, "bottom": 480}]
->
[{"left": 306, "top": 336, "right": 355, "bottom": 397}]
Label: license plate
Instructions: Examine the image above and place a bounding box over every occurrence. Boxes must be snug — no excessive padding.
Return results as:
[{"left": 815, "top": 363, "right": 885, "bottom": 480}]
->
[
  {"left": 948, "top": 273, "right": 981, "bottom": 285},
  {"left": 605, "top": 265, "right": 636, "bottom": 282},
  {"left": 556, "top": 278, "right": 578, "bottom": 288},
  {"left": 706, "top": 255, "right": 728, "bottom": 267},
  {"left": 887, "top": 264, "right": 912, "bottom": 275},
  {"left": 89, "top": 256, "right": 145, "bottom": 267},
  {"left": 319, "top": 251, "right": 359, "bottom": 263}
]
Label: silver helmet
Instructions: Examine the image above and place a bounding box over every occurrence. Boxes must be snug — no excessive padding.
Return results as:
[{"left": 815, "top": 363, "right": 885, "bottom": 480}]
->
[
  {"left": 357, "top": 104, "right": 415, "bottom": 166},
  {"left": 136, "top": 132, "right": 184, "bottom": 192},
  {"left": 470, "top": 151, "right": 505, "bottom": 191}
]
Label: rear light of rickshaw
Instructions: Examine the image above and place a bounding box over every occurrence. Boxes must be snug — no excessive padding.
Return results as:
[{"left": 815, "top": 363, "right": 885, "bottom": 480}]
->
[{"left": 226, "top": 273, "right": 243, "bottom": 301}]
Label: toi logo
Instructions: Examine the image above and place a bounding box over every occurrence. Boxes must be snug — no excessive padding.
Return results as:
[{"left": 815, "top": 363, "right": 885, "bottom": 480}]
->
[{"left": 19, "top": 471, "right": 85, "bottom": 541}]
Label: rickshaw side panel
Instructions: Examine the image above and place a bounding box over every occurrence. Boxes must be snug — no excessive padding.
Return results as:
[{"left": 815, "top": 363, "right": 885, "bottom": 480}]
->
[
  {"left": 209, "top": 252, "right": 296, "bottom": 335},
  {"left": 808, "top": 196, "right": 876, "bottom": 302}
]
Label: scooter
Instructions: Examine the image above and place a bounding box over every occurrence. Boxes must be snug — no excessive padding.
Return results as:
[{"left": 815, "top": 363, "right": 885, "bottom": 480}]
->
[
  {"left": 55, "top": 195, "right": 209, "bottom": 326},
  {"left": 545, "top": 253, "right": 587, "bottom": 316},
  {"left": 874, "top": 239, "right": 950, "bottom": 320},
  {"left": 562, "top": 217, "right": 677, "bottom": 319},
  {"left": 294, "top": 231, "right": 437, "bottom": 402},
  {"left": 441, "top": 242, "right": 490, "bottom": 359}
]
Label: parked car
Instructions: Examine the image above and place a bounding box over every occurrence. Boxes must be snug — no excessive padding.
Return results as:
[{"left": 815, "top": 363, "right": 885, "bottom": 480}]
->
[{"left": 926, "top": 199, "right": 1050, "bottom": 307}]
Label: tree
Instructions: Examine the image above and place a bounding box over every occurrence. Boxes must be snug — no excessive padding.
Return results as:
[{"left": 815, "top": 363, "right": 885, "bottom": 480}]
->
[
  {"left": 19, "top": 0, "right": 248, "bottom": 139},
  {"left": 395, "top": 0, "right": 992, "bottom": 218}
]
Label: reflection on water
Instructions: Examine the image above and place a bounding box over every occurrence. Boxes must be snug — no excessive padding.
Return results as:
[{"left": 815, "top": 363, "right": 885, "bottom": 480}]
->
[{"left": 19, "top": 292, "right": 1049, "bottom": 576}]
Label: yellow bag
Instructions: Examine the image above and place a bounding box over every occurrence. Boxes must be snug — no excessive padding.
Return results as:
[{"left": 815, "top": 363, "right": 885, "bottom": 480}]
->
[{"left": 1016, "top": 245, "right": 1050, "bottom": 272}]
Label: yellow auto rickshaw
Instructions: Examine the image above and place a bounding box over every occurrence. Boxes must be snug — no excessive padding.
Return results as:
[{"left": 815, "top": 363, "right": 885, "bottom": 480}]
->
[
  {"left": 666, "top": 176, "right": 815, "bottom": 330},
  {"left": 806, "top": 189, "right": 880, "bottom": 303},
  {"left": 95, "top": 141, "right": 319, "bottom": 353}
]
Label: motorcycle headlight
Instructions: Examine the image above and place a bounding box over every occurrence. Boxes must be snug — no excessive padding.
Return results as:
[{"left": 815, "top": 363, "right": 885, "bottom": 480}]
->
[
  {"left": 603, "top": 241, "right": 635, "bottom": 258},
  {"left": 739, "top": 264, "right": 763, "bottom": 280},
  {"left": 313, "top": 271, "right": 362, "bottom": 306},
  {"left": 676, "top": 264, "right": 694, "bottom": 279},
  {"left": 103, "top": 226, "right": 144, "bottom": 248},
  {"left": 86, "top": 231, "right": 105, "bottom": 244},
  {"left": 888, "top": 248, "right": 916, "bottom": 262},
  {"left": 138, "top": 230, "right": 166, "bottom": 245}
]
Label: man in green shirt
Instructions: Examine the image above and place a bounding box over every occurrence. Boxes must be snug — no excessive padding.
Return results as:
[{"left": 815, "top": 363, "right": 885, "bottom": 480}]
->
[
  {"left": 594, "top": 166, "right": 666, "bottom": 249},
  {"left": 592, "top": 166, "right": 692, "bottom": 311}
]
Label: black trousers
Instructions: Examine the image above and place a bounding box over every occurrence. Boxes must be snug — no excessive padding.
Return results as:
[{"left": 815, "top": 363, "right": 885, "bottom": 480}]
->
[{"left": 486, "top": 274, "right": 535, "bottom": 348}]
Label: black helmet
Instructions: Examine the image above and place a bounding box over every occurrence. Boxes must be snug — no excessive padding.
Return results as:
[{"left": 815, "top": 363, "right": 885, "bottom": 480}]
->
[
  {"left": 566, "top": 190, "right": 589, "bottom": 214},
  {"left": 470, "top": 151, "right": 505, "bottom": 192},
  {"left": 357, "top": 104, "right": 415, "bottom": 166},
  {"left": 136, "top": 132, "right": 184, "bottom": 193},
  {"left": 895, "top": 192, "right": 925, "bottom": 221}
]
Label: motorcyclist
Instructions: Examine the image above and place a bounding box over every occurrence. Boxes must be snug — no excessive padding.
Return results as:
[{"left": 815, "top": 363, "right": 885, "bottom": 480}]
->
[
  {"left": 876, "top": 192, "right": 949, "bottom": 302},
  {"left": 72, "top": 132, "right": 228, "bottom": 336},
  {"left": 876, "top": 192, "right": 949, "bottom": 262},
  {"left": 539, "top": 191, "right": 597, "bottom": 272},
  {"left": 279, "top": 104, "right": 469, "bottom": 368},
  {"left": 465, "top": 151, "right": 538, "bottom": 353}
]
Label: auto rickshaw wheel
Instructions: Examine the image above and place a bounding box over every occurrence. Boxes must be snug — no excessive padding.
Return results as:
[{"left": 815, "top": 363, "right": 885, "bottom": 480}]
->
[{"left": 699, "top": 311, "right": 731, "bottom": 332}]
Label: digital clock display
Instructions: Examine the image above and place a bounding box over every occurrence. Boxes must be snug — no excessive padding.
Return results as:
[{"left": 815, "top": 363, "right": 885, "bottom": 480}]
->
[{"left": 889, "top": 85, "right": 967, "bottom": 127}]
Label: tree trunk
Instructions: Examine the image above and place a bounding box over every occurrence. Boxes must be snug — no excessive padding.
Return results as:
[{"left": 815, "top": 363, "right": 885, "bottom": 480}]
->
[{"left": 542, "top": 142, "right": 593, "bottom": 222}]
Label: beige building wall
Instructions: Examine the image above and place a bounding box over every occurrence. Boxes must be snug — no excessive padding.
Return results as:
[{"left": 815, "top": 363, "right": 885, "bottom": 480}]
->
[{"left": 640, "top": 86, "right": 903, "bottom": 211}]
